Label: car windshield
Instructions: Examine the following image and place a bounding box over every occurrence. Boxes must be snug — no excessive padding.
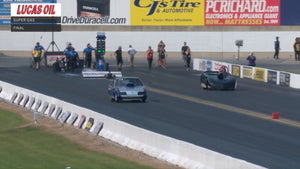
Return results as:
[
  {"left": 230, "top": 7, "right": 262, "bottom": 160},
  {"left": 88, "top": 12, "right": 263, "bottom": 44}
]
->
[{"left": 116, "top": 78, "right": 143, "bottom": 87}]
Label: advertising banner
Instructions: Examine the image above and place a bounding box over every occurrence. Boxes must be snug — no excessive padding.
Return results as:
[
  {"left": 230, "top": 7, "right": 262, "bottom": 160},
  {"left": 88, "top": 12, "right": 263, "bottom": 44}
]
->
[
  {"left": 243, "top": 67, "right": 253, "bottom": 79},
  {"left": 199, "top": 59, "right": 208, "bottom": 71},
  {"left": 2, "top": 0, "right": 129, "bottom": 25},
  {"left": 77, "top": 0, "right": 110, "bottom": 18},
  {"left": 22, "top": 95, "right": 29, "bottom": 107},
  {"left": 68, "top": 113, "right": 78, "bottom": 125},
  {"left": 193, "top": 58, "right": 201, "bottom": 70},
  {"left": 267, "top": 70, "right": 277, "bottom": 84},
  {"left": 232, "top": 65, "right": 240, "bottom": 77},
  {"left": 280, "top": 0, "right": 300, "bottom": 25},
  {"left": 279, "top": 72, "right": 290, "bottom": 86},
  {"left": 0, "top": 0, "right": 56, "bottom": 25},
  {"left": 85, "top": 117, "right": 94, "bottom": 131},
  {"left": 59, "top": 111, "right": 71, "bottom": 123},
  {"left": 10, "top": 3, "right": 61, "bottom": 17},
  {"left": 10, "top": 3, "right": 61, "bottom": 31},
  {"left": 28, "top": 97, "right": 35, "bottom": 109},
  {"left": 40, "top": 101, "right": 49, "bottom": 114},
  {"left": 61, "top": 0, "right": 128, "bottom": 25},
  {"left": 77, "top": 115, "right": 86, "bottom": 128},
  {"left": 16, "top": 94, "right": 24, "bottom": 105},
  {"left": 92, "top": 121, "right": 104, "bottom": 135},
  {"left": 212, "top": 61, "right": 230, "bottom": 72},
  {"left": 205, "top": 0, "right": 280, "bottom": 26},
  {"left": 45, "top": 52, "right": 65, "bottom": 66},
  {"left": 54, "top": 106, "right": 62, "bottom": 120},
  {"left": 47, "top": 104, "right": 55, "bottom": 117},
  {"left": 130, "top": 0, "right": 205, "bottom": 26},
  {"left": 254, "top": 68, "right": 265, "bottom": 82},
  {"left": 10, "top": 92, "right": 17, "bottom": 103},
  {"left": 34, "top": 99, "right": 42, "bottom": 111},
  {"left": 5, "top": 0, "right": 300, "bottom": 26},
  {"left": 206, "top": 60, "right": 212, "bottom": 71}
]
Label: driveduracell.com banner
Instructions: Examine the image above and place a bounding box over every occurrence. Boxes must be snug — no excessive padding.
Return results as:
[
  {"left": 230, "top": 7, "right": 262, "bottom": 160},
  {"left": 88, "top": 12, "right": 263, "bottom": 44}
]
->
[{"left": 77, "top": 0, "right": 110, "bottom": 17}]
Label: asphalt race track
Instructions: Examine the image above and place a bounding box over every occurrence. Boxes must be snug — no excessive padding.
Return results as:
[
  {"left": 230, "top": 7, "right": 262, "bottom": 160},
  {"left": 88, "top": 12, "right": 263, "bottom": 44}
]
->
[{"left": 1, "top": 56, "right": 300, "bottom": 169}]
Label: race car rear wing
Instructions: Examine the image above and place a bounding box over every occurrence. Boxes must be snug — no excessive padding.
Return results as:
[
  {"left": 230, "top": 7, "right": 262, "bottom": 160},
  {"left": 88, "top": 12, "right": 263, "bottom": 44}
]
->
[{"left": 82, "top": 69, "right": 122, "bottom": 78}]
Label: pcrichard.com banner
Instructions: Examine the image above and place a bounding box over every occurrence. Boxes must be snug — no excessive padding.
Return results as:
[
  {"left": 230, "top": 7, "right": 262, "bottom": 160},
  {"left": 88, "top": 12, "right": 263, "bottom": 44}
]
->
[
  {"left": 205, "top": 0, "right": 280, "bottom": 26},
  {"left": 130, "top": 0, "right": 205, "bottom": 26}
]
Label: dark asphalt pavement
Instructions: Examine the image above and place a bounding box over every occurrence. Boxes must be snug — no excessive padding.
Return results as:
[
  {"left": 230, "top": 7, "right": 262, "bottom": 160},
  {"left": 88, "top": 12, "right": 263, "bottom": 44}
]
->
[{"left": 0, "top": 56, "right": 300, "bottom": 169}]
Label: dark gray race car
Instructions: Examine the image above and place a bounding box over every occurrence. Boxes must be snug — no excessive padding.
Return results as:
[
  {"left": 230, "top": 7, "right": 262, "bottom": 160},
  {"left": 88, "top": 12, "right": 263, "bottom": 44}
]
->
[{"left": 200, "top": 71, "right": 237, "bottom": 90}]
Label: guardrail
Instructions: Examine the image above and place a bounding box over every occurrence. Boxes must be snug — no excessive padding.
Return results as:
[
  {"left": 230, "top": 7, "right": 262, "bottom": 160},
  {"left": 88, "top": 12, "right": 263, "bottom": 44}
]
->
[
  {"left": 0, "top": 80, "right": 264, "bottom": 169},
  {"left": 193, "top": 58, "right": 300, "bottom": 89}
]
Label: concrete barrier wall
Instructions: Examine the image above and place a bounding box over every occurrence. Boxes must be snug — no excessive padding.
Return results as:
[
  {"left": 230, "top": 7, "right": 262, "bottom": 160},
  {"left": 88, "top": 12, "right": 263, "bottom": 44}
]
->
[
  {"left": 0, "top": 80, "right": 265, "bottom": 169},
  {"left": 193, "top": 58, "right": 300, "bottom": 89},
  {"left": 1, "top": 30, "right": 300, "bottom": 52}
]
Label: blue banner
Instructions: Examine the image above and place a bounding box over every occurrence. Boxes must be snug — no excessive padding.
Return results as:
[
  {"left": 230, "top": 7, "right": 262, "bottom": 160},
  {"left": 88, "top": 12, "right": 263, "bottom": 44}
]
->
[
  {"left": 0, "top": 0, "right": 56, "bottom": 25},
  {"left": 206, "top": 60, "right": 212, "bottom": 71},
  {"left": 280, "top": 0, "right": 300, "bottom": 25},
  {"left": 267, "top": 70, "right": 277, "bottom": 84}
]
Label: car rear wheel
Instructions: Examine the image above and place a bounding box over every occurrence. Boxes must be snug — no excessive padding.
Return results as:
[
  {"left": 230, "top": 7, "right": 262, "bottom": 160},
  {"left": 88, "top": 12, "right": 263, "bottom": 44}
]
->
[
  {"left": 202, "top": 79, "right": 209, "bottom": 89},
  {"left": 205, "top": 81, "right": 209, "bottom": 89}
]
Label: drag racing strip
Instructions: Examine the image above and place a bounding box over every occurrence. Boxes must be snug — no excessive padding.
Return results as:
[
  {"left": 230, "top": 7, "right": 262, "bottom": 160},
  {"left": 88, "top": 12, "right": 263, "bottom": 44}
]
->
[{"left": 146, "top": 86, "right": 300, "bottom": 128}]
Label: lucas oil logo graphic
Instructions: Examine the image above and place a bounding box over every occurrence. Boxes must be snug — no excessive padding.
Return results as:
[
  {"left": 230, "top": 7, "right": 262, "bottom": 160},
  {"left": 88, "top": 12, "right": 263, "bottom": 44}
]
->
[{"left": 133, "top": 0, "right": 202, "bottom": 16}]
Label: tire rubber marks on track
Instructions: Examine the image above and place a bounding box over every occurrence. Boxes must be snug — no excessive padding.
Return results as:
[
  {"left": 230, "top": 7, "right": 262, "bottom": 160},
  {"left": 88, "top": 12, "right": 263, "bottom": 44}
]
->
[{"left": 146, "top": 86, "right": 300, "bottom": 128}]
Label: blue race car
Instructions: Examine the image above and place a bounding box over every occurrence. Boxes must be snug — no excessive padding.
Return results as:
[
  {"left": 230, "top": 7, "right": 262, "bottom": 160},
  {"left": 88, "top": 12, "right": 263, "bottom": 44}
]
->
[
  {"left": 108, "top": 77, "right": 147, "bottom": 102},
  {"left": 200, "top": 71, "right": 237, "bottom": 90}
]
